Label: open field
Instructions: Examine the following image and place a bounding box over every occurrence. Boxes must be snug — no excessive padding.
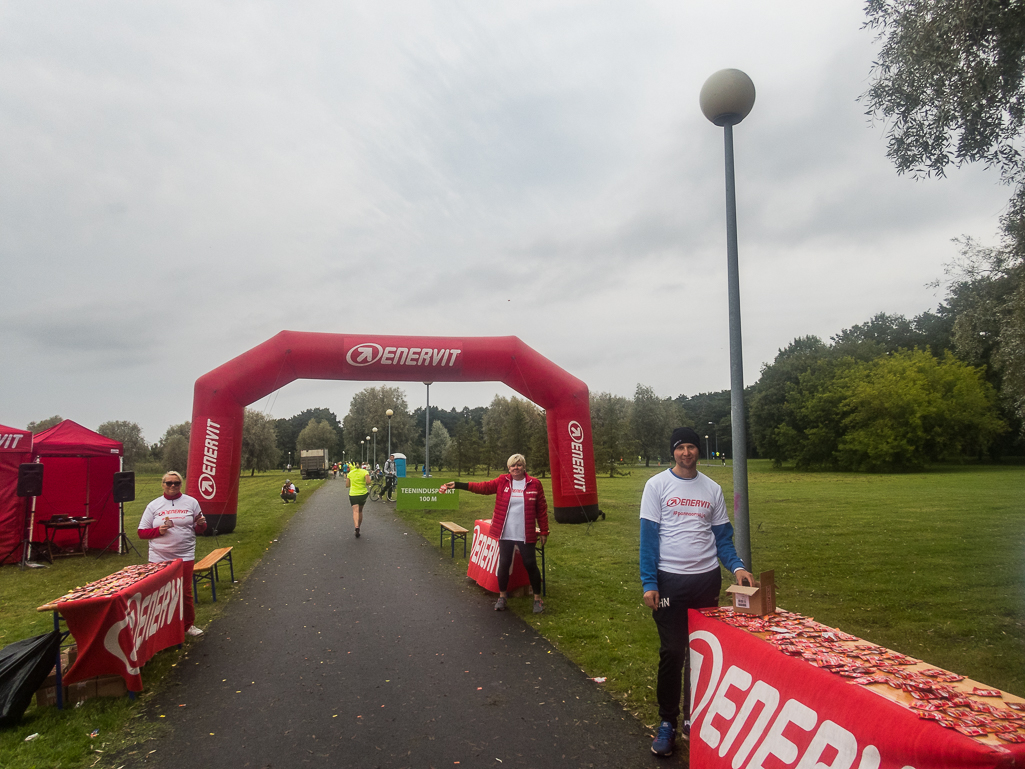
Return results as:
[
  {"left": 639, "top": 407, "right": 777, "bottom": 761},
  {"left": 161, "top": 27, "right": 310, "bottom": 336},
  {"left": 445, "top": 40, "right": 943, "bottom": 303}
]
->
[
  {"left": 393, "top": 460, "right": 1025, "bottom": 729},
  {"left": 0, "top": 472, "right": 324, "bottom": 769},
  {"left": 1, "top": 461, "right": 1021, "bottom": 766}
]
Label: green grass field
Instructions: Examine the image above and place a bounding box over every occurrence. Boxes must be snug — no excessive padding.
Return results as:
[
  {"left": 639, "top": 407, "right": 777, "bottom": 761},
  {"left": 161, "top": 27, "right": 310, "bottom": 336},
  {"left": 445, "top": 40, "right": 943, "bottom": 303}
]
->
[
  {"left": 1, "top": 462, "right": 1022, "bottom": 766},
  {"left": 393, "top": 461, "right": 1025, "bottom": 731}
]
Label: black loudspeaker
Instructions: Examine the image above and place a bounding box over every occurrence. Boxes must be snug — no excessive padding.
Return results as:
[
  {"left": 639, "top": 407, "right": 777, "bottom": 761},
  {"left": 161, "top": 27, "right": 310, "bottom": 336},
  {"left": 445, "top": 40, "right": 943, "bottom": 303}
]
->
[
  {"left": 17, "top": 464, "right": 44, "bottom": 497},
  {"left": 113, "top": 471, "right": 136, "bottom": 503}
]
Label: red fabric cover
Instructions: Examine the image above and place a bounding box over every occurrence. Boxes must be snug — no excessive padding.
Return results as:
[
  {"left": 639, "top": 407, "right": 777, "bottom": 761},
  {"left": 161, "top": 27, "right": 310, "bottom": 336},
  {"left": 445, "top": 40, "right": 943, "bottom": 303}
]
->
[
  {"left": 466, "top": 519, "right": 531, "bottom": 594},
  {"left": 31, "top": 420, "right": 122, "bottom": 552},
  {"left": 32, "top": 420, "right": 123, "bottom": 457},
  {"left": 60, "top": 560, "right": 185, "bottom": 691},
  {"left": 0, "top": 425, "right": 33, "bottom": 564},
  {"left": 688, "top": 610, "right": 1025, "bottom": 769}
]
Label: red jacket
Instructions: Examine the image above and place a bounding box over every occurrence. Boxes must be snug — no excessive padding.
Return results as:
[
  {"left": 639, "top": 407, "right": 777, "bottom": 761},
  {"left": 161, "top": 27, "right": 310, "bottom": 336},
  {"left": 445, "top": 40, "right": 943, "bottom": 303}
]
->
[{"left": 461, "top": 474, "right": 549, "bottom": 544}]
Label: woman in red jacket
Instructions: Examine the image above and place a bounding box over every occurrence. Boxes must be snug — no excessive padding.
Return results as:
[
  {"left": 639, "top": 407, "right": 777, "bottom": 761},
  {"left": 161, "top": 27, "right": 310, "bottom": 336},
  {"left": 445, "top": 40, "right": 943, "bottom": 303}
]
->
[{"left": 441, "top": 453, "right": 549, "bottom": 613}]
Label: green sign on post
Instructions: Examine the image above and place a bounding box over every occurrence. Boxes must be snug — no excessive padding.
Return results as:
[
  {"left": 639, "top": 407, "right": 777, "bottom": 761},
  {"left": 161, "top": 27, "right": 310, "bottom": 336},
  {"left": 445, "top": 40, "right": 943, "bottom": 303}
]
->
[{"left": 395, "top": 478, "right": 459, "bottom": 510}]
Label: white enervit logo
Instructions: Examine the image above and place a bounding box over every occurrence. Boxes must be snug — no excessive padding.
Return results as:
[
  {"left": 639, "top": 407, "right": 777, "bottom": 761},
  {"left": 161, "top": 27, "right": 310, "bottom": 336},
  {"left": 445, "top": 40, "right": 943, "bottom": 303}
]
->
[
  {"left": 0, "top": 433, "right": 25, "bottom": 450},
  {"left": 567, "top": 421, "right": 587, "bottom": 492},
  {"left": 346, "top": 343, "right": 383, "bottom": 366},
  {"left": 345, "top": 342, "right": 463, "bottom": 368},
  {"left": 689, "top": 630, "right": 892, "bottom": 769},
  {"left": 198, "top": 418, "right": 221, "bottom": 500},
  {"left": 102, "top": 578, "right": 182, "bottom": 676}
]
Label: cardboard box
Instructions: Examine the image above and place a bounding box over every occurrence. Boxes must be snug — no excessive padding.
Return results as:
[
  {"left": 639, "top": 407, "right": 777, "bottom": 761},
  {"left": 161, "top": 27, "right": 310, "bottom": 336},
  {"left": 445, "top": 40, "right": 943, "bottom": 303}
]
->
[
  {"left": 35, "top": 685, "right": 68, "bottom": 708},
  {"left": 94, "top": 674, "right": 128, "bottom": 698},
  {"left": 40, "top": 646, "right": 76, "bottom": 689},
  {"left": 68, "top": 678, "right": 97, "bottom": 704},
  {"left": 726, "top": 570, "right": 776, "bottom": 615},
  {"left": 64, "top": 675, "right": 128, "bottom": 704}
]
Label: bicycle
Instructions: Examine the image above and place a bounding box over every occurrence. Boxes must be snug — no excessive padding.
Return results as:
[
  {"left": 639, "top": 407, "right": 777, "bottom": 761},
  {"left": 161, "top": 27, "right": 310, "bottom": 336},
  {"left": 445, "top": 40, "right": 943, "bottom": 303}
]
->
[{"left": 369, "top": 476, "right": 396, "bottom": 502}]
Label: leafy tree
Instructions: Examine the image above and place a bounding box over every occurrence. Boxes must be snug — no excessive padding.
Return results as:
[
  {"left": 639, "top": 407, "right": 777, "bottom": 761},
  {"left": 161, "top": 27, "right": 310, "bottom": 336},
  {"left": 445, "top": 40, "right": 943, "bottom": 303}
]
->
[
  {"left": 831, "top": 311, "right": 952, "bottom": 355},
  {"left": 945, "top": 238, "right": 1025, "bottom": 441},
  {"left": 526, "top": 407, "right": 550, "bottom": 478},
  {"left": 160, "top": 435, "right": 190, "bottom": 476},
  {"left": 589, "top": 392, "right": 634, "bottom": 477},
  {"left": 832, "top": 350, "right": 1006, "bottom": 470},
  {"left": 633, "top": 385, "right": 674, "bottom": 466},
  {"left": 153, "top": 421, "right": 190, "bottom": 457},
  {"left": 241, "top": 409, "right": 280, "bottom": 476},
  {"left": 297, "top": 418, "right": 339, "bottom": 456},
  {"left": 97, "top": 420, "right": 150, "bottom": 470},
  {"left": 275, "top": 408, "right": 342, "bottom": 464},
  {"left": 674, "top": 391, "right": 731, "bottom": 459},
  {"left": 863, "top": 0, "right": 1025, "bottom": 254},
  {"left": 343, "top": 387, "right": 413, "bottom": 465},
  {"left": 427, "top": 420, "right": 450, "bottom": 471},
  {"left": 446, "top": 417, "right": 482, "bottom": 475},
  {"left": 749, "top": 336, "right": 831, "bottom": 465},
  {"left": 27, "top": 415, "right": 63, "bottom": 433},
  {"left": 481, "top": 395, "right": 541, "bottom": 471}
]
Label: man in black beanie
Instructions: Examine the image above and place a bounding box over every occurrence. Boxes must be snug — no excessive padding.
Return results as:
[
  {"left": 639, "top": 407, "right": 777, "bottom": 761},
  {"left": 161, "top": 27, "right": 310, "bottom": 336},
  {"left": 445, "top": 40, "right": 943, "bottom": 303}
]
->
[{"left": 640, "top": 426, "right": 753, "bottom": 757}]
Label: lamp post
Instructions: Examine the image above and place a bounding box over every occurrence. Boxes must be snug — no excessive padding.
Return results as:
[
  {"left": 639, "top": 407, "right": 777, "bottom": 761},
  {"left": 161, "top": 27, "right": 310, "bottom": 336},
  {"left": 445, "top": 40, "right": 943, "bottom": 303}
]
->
[
  {"left": 372, "top": 427, "right": 378, "bottom": 469},
  {"left": 386, "top": 409, "right": 393, "bottom": 457},
  {"left": 705, "top": 434, "right": 710, "bottom": 464},
  {"left": 365, "top": 436, "right": 370, "bottom": 467},
  {"left": 360, "top": 440, "right": 365, "bottom": 465},
  {"left": 700, "top": 68, "right": 756, "bottom": 570},
  {"left": 423, "top": 382, "right": 433, "bottom": 476},
  {"left": 709, "top": 421, "right": 718, "bottom": 459}
]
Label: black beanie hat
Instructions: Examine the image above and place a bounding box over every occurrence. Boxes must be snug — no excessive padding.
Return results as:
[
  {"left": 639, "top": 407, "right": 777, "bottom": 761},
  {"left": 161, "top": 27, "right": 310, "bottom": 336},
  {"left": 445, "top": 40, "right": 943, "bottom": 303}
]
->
[{"left": 670, "top": 427, "right": 702, "bottom": 454}]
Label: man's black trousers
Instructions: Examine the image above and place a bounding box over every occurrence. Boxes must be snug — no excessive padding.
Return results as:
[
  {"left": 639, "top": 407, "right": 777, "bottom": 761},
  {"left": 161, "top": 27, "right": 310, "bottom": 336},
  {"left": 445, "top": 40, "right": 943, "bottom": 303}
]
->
[{"left": 652, "top": 567, "right": 721, "bottom": 727}]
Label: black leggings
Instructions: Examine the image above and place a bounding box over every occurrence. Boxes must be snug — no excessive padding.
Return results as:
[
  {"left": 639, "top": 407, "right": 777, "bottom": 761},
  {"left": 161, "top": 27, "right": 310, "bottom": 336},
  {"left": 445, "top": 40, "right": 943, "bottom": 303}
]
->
[{"left": 497, "top": 540, "right": 542, "bottom": 595}]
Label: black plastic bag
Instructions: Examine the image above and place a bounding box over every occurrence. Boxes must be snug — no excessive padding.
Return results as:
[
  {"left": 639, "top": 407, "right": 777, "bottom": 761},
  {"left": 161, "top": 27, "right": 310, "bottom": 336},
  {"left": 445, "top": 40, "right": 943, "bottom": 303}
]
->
[{"left": 0, "top": 631, "right": 62, "bottom": 727}]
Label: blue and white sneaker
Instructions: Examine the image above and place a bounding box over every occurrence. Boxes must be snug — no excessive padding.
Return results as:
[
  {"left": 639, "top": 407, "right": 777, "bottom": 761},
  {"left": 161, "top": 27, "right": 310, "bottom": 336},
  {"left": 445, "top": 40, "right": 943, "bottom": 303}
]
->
[{"left": 651, "top": 720, "right": 676, "bottom": 757}]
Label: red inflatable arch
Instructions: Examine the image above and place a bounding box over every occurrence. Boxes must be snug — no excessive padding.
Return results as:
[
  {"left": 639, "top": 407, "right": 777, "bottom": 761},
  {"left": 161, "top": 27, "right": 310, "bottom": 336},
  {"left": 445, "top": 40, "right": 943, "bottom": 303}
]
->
[{"left": 187, "top": 332, "right": 599, "bottom": 533}]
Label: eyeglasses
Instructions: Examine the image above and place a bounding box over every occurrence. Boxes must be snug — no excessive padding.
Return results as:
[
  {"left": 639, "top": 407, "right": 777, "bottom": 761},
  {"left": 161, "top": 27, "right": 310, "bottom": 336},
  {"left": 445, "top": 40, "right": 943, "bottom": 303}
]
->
[{"left": 163, "top": 481, "right": 181, "bottom": 487}]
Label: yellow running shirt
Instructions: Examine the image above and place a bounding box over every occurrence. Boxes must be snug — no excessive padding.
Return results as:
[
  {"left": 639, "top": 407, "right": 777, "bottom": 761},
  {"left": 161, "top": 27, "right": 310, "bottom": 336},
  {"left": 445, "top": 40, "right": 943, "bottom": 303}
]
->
[{"left": 347, "top": 468, "right": 370, "bottom": 495}]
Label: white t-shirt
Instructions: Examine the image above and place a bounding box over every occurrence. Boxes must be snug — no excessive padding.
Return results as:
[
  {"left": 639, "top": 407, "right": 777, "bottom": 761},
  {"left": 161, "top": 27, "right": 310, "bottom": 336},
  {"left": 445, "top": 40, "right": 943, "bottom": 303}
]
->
[
  {"left": 139, "top": 494, "right": 204, "bottom": 563},
  {"left": 639, "top": 469, "right": 730, "bottom": 575},
  {"left": 500, "top": 478, "right": 527, "bottom": 541}
]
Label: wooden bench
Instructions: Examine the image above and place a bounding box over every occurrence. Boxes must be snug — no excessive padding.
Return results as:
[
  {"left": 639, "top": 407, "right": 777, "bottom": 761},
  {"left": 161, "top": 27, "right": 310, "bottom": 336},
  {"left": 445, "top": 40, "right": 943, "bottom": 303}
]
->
[
  {"left": 439, "top": 522, "right": 468, "bottom": 558},
  {"left": 192, "top": 547, "right": 234, "bottom": 602}
]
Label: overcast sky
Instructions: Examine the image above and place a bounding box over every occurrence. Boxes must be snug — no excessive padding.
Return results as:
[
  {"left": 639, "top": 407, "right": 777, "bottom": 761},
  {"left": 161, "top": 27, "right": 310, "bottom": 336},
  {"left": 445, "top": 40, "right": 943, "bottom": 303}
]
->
[{"left": 0, "top": 1, "right": 1011, "bottom": 443}]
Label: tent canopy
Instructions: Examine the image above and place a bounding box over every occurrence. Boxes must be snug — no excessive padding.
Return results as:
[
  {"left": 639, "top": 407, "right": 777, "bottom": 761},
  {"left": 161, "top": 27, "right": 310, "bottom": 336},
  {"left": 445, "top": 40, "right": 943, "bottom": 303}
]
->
[
  {"left": 30, "top": 421, "right": 122, "bottom": 554},
  {"left": 0, "top": 425, "right": 33, "bottom": 565},
  {"left": 33, "top": 420, "right": 123, "bottom": 458}
]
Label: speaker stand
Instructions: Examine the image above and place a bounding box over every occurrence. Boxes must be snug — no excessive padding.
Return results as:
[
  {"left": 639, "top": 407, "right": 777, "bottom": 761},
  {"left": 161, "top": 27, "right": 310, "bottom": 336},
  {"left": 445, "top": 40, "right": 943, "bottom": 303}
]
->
[
  {"left": 1, "top": 497, "right": 49, "bottom": 568},
  {"left": 97, "top": 503, "right": 142, "bottom": 558}
]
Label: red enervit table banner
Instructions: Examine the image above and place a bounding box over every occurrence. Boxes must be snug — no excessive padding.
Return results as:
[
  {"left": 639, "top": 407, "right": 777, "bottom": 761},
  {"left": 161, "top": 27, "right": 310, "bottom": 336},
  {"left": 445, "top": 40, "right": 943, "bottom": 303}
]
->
[
  {"left": 688, "top": 610, "right": 1025, "bottom": 769},
  {"left": 55, "top": 561, "right": 185, "bottom": 692},
  {"left": 466, "top": 519, "right": 531, "bottom": 594}
]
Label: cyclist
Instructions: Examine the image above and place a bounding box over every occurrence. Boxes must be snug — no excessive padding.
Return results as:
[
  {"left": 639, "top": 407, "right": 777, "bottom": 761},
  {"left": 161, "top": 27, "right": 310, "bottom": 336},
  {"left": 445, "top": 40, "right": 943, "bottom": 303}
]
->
[{"left": 383, "top": 454, "right": 397, "bottom": 501}]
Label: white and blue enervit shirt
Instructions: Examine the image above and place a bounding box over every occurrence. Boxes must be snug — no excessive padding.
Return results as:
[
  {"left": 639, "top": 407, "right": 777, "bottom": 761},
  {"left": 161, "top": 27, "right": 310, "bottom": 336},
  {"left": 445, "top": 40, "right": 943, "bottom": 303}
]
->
[{"left": 639, "top": 469, "right": 744, "bottom": 591}]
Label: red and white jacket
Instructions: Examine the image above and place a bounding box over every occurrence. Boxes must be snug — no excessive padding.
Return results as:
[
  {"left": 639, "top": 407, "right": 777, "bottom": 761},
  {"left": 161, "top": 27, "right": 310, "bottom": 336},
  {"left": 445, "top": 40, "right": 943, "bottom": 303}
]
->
[{"left": 456, "top": 474, "right": 549, "bottom": 544}]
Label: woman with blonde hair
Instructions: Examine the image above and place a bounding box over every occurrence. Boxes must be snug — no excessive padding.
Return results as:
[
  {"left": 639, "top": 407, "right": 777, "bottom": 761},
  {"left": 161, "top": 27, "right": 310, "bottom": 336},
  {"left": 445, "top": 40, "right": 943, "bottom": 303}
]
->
[{"left": 440, "top": 454, "right": 549, "bottom": 613}]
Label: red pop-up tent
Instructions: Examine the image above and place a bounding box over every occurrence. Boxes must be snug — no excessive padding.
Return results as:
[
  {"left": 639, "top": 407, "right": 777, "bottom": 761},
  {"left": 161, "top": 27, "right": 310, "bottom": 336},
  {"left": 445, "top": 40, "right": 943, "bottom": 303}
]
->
[
  {"left": 30, "top": 421, "right": 122, "bottom": 554},
  {"left": 0, "top": 425, "right": 33, "bottom": 565}
]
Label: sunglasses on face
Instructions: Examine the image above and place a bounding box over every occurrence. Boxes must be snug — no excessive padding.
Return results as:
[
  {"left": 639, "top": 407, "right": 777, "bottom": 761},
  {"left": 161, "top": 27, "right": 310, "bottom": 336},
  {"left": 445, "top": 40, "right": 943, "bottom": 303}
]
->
[{"left": 163, "top": 481, "right": 181, "bottom": 487}]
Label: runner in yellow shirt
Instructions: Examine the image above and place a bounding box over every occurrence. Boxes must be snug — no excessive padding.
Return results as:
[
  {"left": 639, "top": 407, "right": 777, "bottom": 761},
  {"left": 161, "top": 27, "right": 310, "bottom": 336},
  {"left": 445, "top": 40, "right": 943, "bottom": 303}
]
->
[{"left": 345, "top": 464, "right": 371, "bottom": 538}]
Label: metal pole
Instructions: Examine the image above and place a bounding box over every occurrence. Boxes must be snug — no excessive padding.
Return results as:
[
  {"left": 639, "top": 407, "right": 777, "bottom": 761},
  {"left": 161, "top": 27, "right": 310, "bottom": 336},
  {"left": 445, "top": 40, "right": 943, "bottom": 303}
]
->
[
  {"left": 387, "top": 416, "right": 392, "bottom": 457},
  {"left": 424, "top": 383, "right": 431, "bottom": 476},
  {"left": 723, "top": 122, "right": 751, "bottom": 571}
]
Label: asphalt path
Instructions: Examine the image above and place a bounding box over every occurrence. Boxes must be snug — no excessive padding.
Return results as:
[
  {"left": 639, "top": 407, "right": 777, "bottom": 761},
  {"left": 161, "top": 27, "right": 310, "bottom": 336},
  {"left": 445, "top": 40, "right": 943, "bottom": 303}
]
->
[{"left": 125, "top": 479, "right": 684, "bottom": 768}]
